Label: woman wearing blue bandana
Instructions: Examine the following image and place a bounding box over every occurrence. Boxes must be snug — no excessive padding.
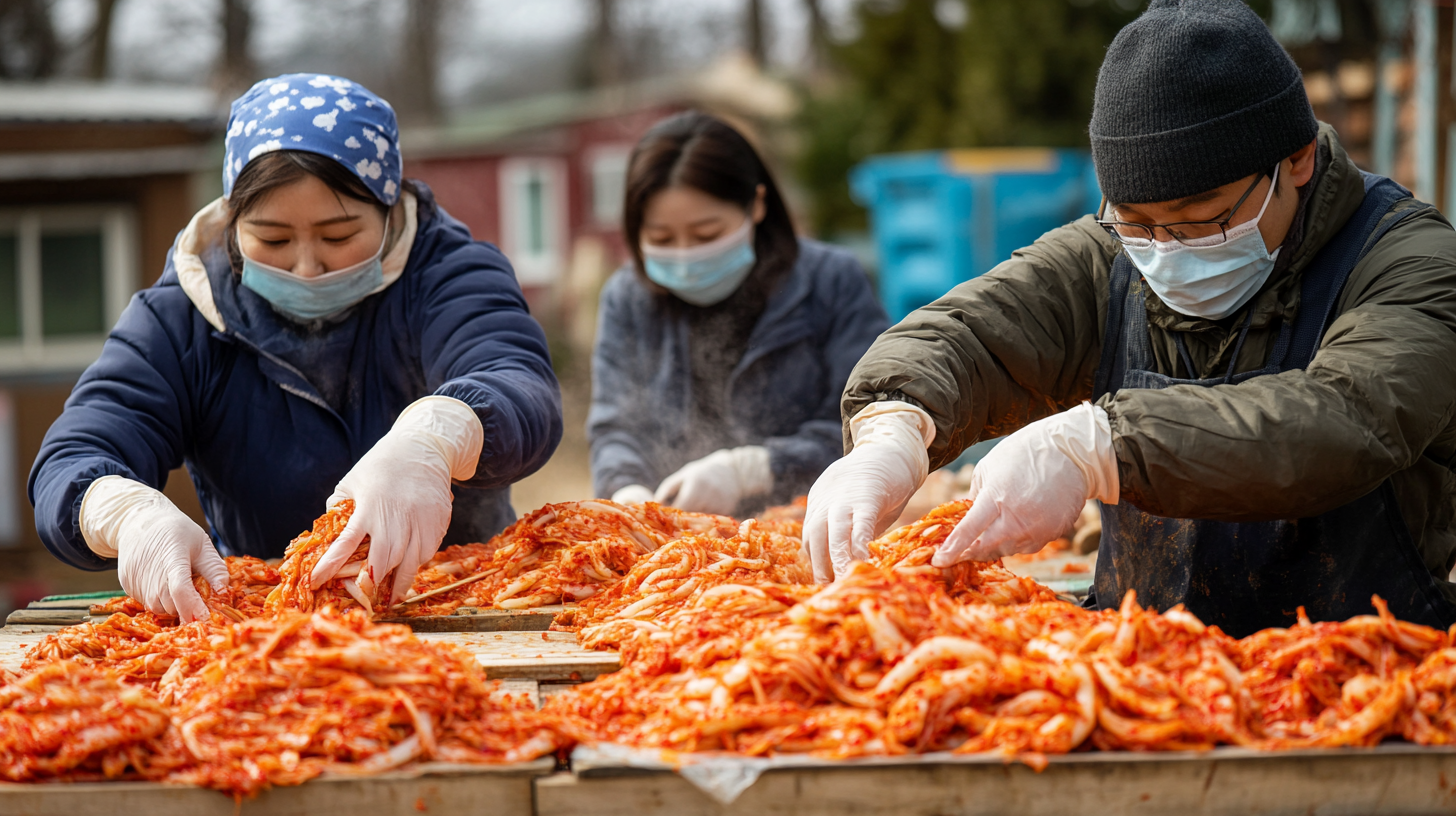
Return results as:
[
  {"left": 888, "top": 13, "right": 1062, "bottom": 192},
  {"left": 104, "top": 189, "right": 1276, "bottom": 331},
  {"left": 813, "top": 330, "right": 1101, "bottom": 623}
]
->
[
  {"left": 28, "top": 74, "right": 563, "bottom": 621},
  {"left": 587, "top": 112, "right": 888, "bottom": 516}
]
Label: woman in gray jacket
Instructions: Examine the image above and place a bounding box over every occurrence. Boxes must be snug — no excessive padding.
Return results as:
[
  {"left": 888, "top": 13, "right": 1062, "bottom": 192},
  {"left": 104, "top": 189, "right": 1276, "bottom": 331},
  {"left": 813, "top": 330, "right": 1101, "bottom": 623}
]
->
[{"left": 588, "top": 112, "right": 888, "bottom": 517}]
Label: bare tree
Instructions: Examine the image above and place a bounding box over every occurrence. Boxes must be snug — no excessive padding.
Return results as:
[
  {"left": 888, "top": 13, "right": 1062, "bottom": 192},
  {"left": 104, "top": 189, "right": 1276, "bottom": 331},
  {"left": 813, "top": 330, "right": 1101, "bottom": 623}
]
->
[
  {"left": 217, "top": 0, "right": 255, "bottom": 93},
  {"left": 397, "top": 0, "right": 445, "bottom": 124},
  {"left": 87, "top": 0, "right": 121, "bottom": 79},
  {"left": 0, "top": 0, "right": 60, "bottom": 79},
  {"left": 588, "top": 0, "right": 620, "bottom": 86},
  {"left": 802, "top": 0, "right": 828, "bottom": 73},
  {"left": 745, "top": 0, "right": 767, "bottom": 68}
]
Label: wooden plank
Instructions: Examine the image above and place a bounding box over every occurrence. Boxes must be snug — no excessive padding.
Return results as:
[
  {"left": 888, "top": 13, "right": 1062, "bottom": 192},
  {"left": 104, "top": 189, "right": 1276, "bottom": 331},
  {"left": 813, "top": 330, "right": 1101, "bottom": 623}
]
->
[
  {"left": 20, "top": 599, "right": 567, "bottom": 632},
  {"left": 0, "top": 628, "right": 48, "bottom": 674},
  {"left": 0, "top": 759, "right": 553, "bottom": 816},
  {"left": 496, "top": 678, "right": 541, "bottom": 709},
  {"left": 538, "top": 745, "right": 1456, "bottom": 816},
  {"left": 27, "top": 597, "right": 120, "bottom": 611},
  {"left": 539, "top": 683, "right": 579, "bottom": 704},
  {"left": 6, "top": 609, "right": 91, "bottom": 627},
  {"left": 16, "top": 603, "right": 566, "bottom": 632},
  {"left": 416, "top": 631, "right": 619, "bottom": 681},
  {"left": 379, "top": 607, "right": 559, "bottom": 633}
]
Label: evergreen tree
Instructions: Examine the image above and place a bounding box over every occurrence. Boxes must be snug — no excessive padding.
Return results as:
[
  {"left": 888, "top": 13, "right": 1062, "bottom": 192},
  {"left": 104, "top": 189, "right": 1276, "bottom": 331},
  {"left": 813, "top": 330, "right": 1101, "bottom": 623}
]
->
[{"left": 798, "top": 0, "right": 1146, "bottom": 236}]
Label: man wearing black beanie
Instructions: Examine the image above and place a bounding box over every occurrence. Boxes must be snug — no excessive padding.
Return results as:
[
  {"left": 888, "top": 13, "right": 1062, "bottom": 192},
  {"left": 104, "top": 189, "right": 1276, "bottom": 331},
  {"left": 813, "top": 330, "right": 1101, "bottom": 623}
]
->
[{"left": 804, "top": 0, "right": 1456, "bottom": 637}]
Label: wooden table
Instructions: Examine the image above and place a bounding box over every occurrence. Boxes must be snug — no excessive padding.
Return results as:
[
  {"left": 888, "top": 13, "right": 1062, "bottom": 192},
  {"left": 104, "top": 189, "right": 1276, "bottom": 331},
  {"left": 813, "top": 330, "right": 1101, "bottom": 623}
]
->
[
  {"left": 9, "top": 615, "right": 1456, "bottom": 815},
  {"left": 16, "top": 594, "right": 1456, "bottom": 815}
]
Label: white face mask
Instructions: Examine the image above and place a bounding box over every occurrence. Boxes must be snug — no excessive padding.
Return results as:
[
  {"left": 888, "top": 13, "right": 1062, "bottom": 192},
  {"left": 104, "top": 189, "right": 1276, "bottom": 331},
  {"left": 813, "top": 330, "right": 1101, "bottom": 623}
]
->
[
  {"left": 641, "top": 218, "right": 756, "bottom": 306},
  {"left": 1123, "top": 164, "right": 1281, "bottom": 320}
]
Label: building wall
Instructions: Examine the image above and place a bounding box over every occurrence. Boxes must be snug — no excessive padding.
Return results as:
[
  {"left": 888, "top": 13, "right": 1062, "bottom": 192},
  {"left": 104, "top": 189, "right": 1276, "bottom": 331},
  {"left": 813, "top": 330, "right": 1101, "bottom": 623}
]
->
[
  {"left": 0, "top": 168, "right": 209, "bottom": 597},
  {"left": 406, "top": 156, "right": 502, "bottom": 249},
  {"left": 0, "top": 123, "right": 207, "bottom": 153},
  {"left": 0, "top": 172, "right": 198, "bottom": 291},
  {"left": 404, "top": 104, "right": 685, "bottom": 335}
]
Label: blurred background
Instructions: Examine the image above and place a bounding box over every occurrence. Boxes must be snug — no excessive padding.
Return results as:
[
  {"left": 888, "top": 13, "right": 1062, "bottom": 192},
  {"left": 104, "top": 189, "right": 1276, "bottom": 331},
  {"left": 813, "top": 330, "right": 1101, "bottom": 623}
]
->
[{"left": 0, "top": 0, "right": 1444, "bottom": 610}]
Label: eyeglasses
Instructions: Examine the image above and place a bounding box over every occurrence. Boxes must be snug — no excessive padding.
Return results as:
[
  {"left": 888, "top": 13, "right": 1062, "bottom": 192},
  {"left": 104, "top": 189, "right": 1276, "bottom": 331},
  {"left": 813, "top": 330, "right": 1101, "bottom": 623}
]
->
[{"left": 1096, "top": 166, "right": 1274, "bottom": 248}]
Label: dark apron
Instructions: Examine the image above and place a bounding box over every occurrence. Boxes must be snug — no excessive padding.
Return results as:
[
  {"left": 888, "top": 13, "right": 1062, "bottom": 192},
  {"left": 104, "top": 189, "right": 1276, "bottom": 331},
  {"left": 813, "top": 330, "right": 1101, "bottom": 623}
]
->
[{"left": 1088, "top": 172, "right": 1456, "bottom": 637}]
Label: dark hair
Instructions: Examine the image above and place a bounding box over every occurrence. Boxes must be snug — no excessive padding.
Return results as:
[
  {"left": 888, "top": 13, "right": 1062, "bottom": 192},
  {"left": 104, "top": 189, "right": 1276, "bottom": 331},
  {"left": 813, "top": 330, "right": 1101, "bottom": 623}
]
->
[
  {"left": 623, "top": 111, "right": 798, "bottom": 297},
  {"left": 226, "top": 151, "right": 414, "bottom": 269}
]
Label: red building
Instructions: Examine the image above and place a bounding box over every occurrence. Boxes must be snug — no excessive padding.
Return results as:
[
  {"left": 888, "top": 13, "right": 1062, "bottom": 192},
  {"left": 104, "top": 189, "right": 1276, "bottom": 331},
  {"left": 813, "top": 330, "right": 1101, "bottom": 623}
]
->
[{"left": 401, "top": 58, "right": 797, "bottom": 347}]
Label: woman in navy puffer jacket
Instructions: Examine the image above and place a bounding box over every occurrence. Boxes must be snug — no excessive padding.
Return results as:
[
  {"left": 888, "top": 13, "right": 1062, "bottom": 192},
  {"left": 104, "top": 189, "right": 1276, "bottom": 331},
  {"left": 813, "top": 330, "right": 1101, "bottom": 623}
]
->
[{"left": 29, "top": 74, "right": 562, "bottom": 621}]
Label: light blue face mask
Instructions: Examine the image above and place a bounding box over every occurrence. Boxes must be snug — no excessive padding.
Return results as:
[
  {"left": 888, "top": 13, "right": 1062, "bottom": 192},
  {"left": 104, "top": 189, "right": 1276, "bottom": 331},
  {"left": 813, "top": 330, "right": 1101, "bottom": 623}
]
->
[
  {"left": 1122, "top": 164, "right": 1281, "bottom": 320},
  {"left": 641, "top": 218, "right": 756, "bottom": 307},
  {"left": 239, "top": 220, "right": 387, "bottom": 322}
]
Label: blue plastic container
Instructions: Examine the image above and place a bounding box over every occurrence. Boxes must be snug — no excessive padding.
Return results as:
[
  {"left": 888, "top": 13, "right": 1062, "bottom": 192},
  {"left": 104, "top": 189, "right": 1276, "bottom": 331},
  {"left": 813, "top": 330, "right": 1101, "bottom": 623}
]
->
[{"left": 850, "top": 148, "right": 1103, "bottom": 322}]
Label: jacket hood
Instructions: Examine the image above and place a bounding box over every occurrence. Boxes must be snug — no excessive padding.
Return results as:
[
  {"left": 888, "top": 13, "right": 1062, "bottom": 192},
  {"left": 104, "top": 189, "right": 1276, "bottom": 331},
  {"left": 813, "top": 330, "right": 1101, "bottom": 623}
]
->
[{"left": 170, "top": 190, "right": 419, "bottom": 333}]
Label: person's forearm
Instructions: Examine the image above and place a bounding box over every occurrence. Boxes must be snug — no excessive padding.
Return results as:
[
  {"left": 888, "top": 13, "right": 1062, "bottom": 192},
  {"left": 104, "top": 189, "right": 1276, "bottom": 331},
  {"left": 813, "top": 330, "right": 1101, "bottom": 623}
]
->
[
  {"left": 842, "top": 216, "right": 1115, "bottom": 469},
  {"left": 31, "top": 460, "right": 135, "bottom": 570},
  {"left": 590, "top": 435, "right": 658, "bottom": 498},
  {"left": 762, "top": 421, "right": 842, "bottom": 500},
  {"left": 1106, "top": 310, "right": 1456, "bottom": 520},
  {"left": 435, "top": 366, "right": 562, "bottom": 489}
]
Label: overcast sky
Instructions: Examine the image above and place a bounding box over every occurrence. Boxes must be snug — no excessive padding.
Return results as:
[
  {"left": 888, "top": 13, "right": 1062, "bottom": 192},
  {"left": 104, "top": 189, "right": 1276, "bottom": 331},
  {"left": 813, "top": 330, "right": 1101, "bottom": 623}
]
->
[{"left": 50, "top": 0, "right": 862, "bottom": 105}]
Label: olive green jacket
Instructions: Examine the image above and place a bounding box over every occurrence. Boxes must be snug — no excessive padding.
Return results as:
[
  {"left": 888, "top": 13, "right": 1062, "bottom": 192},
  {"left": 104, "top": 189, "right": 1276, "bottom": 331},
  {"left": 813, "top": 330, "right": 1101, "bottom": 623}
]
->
[{"left": 843, "top": 125, "right": 1456, "bottom": 596}]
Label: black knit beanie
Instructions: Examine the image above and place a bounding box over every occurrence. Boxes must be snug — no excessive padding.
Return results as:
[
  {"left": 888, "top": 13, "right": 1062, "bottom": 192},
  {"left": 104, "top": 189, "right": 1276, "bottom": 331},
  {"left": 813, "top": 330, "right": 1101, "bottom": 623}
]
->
[{"left": 1089, "top": 0, "right": 1318, "bottom": 205}]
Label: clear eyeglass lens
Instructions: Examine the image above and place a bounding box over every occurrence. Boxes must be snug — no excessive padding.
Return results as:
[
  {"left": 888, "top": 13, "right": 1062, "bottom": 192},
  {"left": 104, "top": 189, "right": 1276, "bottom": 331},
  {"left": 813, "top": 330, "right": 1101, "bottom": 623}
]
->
[
  {"left": 1109, "top": 223, "right": 1153, "bottom": 247},
  {"left": 1166, "top": 223, "right": 1228, "bottom": 245}
]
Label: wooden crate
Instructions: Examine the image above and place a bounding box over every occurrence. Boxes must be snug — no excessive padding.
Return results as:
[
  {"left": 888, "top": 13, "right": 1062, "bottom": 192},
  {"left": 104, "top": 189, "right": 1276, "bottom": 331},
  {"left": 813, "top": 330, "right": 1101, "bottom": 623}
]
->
[
  {"left": 536, "top": 745, "right": 1456, "bottom": 816},
  {"left": 0, "top": 627, "right": 618, "bottom": 683},
  {"left": 0, "top": 759, "right": 554, "bottom": 816}
]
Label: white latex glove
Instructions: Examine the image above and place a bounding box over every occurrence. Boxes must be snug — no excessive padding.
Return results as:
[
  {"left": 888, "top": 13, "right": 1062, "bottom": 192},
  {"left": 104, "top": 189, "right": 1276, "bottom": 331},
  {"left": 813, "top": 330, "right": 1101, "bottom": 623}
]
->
[
  {"left": 935, "top": 402, "right": 1118, "bottom": 567},
  {"left": 311, "top": 396, "right": 484, "bottom": 604},
  {"left": 655, "top": 446, "right": 772, "bottom": 516},
  {"left": 80, "top": 475, "right": 228, "bottom": 623},
  {"left": 804, "top": 401, "right": 936, "bottom": 583},
  {"left": 610, "top": 484, "right": 656, "bottom": 505}
]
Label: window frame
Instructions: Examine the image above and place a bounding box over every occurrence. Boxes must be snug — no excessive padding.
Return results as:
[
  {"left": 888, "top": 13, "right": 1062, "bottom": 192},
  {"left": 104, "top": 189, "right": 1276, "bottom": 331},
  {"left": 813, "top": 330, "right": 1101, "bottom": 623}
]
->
[
  {"left": 0, "top": 204, "right": 137, "bottom": 376},
  {"left": 585, "top": 143, "right": 633, "bottom": 229},
  {"left": 498, "top": 157, "right": 567, "bottom": 286}
]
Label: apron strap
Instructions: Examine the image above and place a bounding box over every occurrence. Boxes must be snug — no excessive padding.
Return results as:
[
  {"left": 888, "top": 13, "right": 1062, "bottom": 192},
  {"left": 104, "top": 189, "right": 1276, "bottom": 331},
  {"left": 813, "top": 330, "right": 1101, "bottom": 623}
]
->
[
  {"left": 1092, "top": 252, "right": 1136, "bottom": 400},
  {"left": 1173, "top": 334, "right": 1197, "bottom": 380},
  {"left": 1283, "top": 172, "right": 1428, "bottom": 369}
]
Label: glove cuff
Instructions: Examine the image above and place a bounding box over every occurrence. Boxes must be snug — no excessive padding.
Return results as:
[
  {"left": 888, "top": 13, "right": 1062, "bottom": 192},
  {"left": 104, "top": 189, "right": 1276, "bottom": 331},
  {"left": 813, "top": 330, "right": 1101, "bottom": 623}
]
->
[
  {"left": 393, "top": 395, "right": 485, "bottom": 481},
  {"left": 80, "top": 476, "right": 165, "bottom": 559},
  {"left": 847, "top": 403, "right": 932, "bottom": 488},
  {"left": 726, "top": 446, "right": 773, "bottom": 498},
  {"left": 611, "top": 484, "right": 656, "bottom": 505},
  {"left": 1050, "top": 402, "right": 1119, "bottom": 504},
  {"left": 849, "top": 401, "right": 936, "bottom": 450}
]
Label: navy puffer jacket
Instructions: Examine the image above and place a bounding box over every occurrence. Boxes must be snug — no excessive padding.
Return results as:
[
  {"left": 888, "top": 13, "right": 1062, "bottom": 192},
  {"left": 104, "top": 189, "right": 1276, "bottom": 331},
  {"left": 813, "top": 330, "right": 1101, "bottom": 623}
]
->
[{"left": 29, "top": 183, "right": 562, "bottom": 569}]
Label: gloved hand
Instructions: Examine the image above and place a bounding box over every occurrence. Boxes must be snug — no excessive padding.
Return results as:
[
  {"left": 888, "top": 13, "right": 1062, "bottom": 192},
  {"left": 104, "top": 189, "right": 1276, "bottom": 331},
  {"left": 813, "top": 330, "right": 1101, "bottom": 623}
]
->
[
  {"left": 935, "top": 402, "right": 1118, "bottom": 567},
  {"left": 311, "top": 396, "right": 484, "bottom": 604},
  {"left": 804, "top": 401, "right": 936, "bottom": 583},
  {"left": 610, "top": 484, "right": 656, "bottom": 505},
  {"left": 654, "top": 446, "right": 771, "bottom": 516},
  {"left": 80, "top": 475, "right": 228, "bottom": 623}
]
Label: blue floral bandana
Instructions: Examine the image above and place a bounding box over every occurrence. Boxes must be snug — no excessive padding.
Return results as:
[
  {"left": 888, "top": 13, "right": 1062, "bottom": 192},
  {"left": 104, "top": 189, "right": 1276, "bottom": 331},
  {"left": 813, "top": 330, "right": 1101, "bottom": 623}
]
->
[{"left": 223, "top": 73, "right": 403, "bottom": 206}]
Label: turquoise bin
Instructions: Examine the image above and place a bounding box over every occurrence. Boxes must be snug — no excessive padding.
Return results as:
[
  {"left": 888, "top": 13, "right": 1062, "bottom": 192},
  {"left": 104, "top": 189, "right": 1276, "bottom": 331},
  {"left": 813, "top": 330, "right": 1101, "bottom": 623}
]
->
[{"left": 850, "top": 148, "right": 1103, "bottom": 322}]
